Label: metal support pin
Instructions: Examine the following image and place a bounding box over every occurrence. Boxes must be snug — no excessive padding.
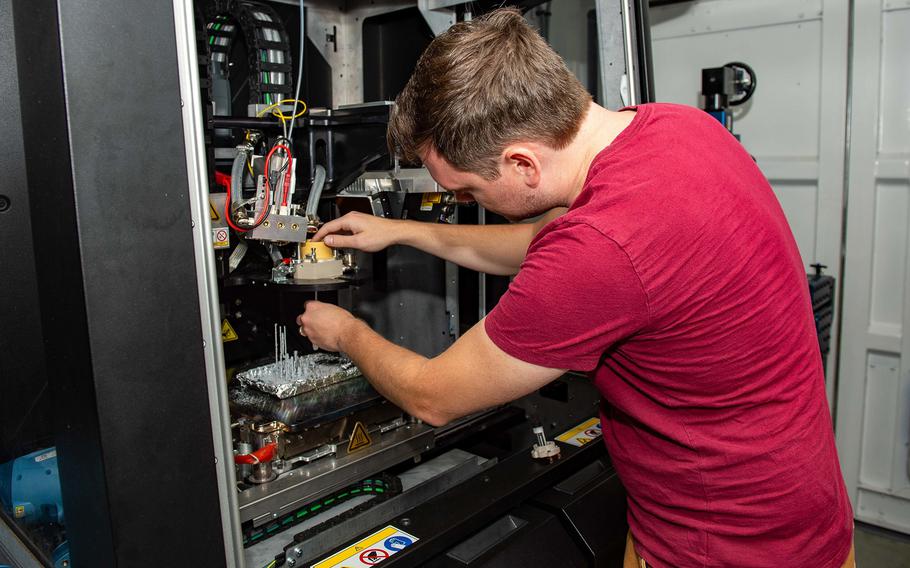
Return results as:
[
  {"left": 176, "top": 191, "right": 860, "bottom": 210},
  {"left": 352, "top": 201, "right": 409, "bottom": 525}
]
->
[
  {"left": 531, "top": 426, "right": 561, "bottom": 463},
  {"left": 533, "top": 426, "right": 547, "bottom": 447}
]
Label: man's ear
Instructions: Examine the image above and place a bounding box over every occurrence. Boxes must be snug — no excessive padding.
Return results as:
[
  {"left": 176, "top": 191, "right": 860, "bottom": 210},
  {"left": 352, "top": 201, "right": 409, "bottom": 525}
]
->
[{"left": 501, "top": 145, "right": 541, "bottom": 188}]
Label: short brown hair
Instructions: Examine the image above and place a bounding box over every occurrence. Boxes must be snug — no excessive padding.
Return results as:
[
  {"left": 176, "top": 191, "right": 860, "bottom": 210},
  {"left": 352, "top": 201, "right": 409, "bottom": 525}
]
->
[{"left": 388, "top": 8, "right": 592, "bottom": 180}]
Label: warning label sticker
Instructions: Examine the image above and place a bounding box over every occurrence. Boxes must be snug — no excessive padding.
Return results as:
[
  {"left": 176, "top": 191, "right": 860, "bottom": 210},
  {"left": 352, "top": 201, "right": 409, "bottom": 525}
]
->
[
  {"left": 221, "top": 319, "right": 239, "bottom": 342},
  {"left": 210, "top": 199, "right": 221, "bottom": 221},
  {"left": 311, "top": 525, "right": 418, "bottom": 568},
  {"left": 420, "top": 193, "right": 442, "bottom": 211},
  {"left": 213, "top": 227, "right": 230, "bottom": 249},
  {"left": 359, "top": 549, "right": 388, "bottom": 564},
  {"left": 348, "top": 421, "right": 372, "bottom": 453},
  {"left": 556, "top": 417, "right": 603, "bottom": 447}
]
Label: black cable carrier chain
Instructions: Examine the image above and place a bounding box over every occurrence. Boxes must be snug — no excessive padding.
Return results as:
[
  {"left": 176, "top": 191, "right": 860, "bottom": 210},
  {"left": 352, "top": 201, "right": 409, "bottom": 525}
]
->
[
  {"left": 243, "top": 474, "right": 402, "bottom": 555},
  {"left": 195, "top": 6, "right": 216, "bottom": 188},
  {"left": 205, "top": 1, "right": 295, "bottom": 104}
]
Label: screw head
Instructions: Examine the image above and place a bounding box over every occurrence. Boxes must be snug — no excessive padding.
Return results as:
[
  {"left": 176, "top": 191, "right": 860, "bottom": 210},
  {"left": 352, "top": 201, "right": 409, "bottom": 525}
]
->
[{"left": 0, "top": 195, "right": 10, "bottom": 213}]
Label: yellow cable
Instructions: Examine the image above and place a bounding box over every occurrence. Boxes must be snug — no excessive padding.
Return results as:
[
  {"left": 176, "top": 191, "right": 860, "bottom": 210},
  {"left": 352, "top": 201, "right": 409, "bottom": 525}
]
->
[{"left": 256, "top": 99, "right": 308, "bottom": 119}]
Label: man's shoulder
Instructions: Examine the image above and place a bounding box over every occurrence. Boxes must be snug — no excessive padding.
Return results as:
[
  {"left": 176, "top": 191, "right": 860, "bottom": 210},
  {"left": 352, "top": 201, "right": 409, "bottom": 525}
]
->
[
  {"left": 640, "top": 101, "right": 708, "bottom": 120},
  {"left": 530, "top": 217, "right": 617, "bottom": 250}
]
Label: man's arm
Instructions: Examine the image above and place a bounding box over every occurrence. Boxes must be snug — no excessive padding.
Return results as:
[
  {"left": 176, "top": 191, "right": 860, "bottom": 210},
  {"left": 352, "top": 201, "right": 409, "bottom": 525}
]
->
[
  {"left": 312, "top": 208, "right": 565, "bottom": 276},
  {"left": 297, "top": 302, "right": 564, "bottom": 426}
]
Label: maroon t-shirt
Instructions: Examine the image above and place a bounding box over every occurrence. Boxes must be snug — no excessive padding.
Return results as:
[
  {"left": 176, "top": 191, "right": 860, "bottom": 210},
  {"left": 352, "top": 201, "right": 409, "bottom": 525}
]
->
[{"left": 485, "top": 103, "right": 853, "bottom": 567}]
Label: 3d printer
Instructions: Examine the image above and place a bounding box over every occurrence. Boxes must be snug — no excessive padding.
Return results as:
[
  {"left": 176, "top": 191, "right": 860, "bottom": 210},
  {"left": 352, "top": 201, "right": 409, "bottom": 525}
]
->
[{"left": 1, "top": 1, "right": 654, "bottom": 566}]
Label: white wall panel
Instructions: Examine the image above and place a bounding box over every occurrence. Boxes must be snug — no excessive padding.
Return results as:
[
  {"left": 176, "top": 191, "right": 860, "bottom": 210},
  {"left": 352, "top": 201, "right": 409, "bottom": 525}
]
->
[
  {"left": 879, "top": 7, "right": 910, "bottom": 156},
  {"left": 858, "top": 489, "right": 910, "bottom": 532},
  {"left": 860, "top": 352, "right": 901, "bottom": 489},
  {"left": 870, "top": 181, "right": 910, "bottom": 331},
  {"left": 837, "top": 0, "right": 910, "bottom": 535}
]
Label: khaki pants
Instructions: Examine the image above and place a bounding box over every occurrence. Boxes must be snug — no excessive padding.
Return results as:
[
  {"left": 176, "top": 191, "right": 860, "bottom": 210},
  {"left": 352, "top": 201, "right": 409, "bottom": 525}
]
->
[{"left": 623, "top": 532, "right": 856, "bottom": 568}]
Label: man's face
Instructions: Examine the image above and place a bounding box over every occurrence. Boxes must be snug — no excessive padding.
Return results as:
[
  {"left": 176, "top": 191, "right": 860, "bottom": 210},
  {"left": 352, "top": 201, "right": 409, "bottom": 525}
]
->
[{"left": 421, "top": 147, "right": 553, "bottom": 222}]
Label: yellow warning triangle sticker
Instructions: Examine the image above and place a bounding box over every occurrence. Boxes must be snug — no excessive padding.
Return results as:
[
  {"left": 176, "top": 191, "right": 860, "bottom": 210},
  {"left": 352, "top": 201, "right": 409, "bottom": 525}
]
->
[
  {"left": 348, "top": 421, "right": 372, "bottom": 453},
  {"left": 221, "top": 319, "right": 239, "bottom": 342},
  {"left": 210, "top": 200, "right": 220, "bottom": 221}
]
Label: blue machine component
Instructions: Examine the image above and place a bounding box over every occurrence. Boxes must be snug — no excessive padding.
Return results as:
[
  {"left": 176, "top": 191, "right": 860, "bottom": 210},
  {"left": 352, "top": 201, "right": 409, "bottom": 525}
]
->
[
  {"left": 706, "top": 110, "right": 728, "bottom": 127},
  {"left": 0, "top": 447, "right": 64, "bottom": 526},
  {"left": 52, "top": 541, "right": 70, "bottom": 568}
]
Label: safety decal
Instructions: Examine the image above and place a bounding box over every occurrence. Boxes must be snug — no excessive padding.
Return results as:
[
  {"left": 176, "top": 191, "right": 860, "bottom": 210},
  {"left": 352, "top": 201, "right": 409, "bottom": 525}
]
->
[
  {"left": 420, "top": 193, "right": 442, "bottom": 211},
  {"left": 210, "top": 199, "right": 220, "bottom": 221},
  {"left": 556, "top": 417, "right": 603, "bottom": 447},
  {"left": 221, "top": 319, "right": 239, "bottom": 342},
  {"left": 213, "top": 227, "right": 230, "bottom": 249},
  {"left": 358, "top": 549, "right": 388, "bottom": 564},
  {"left": 347, "top": 421, "right": 373, "bottom": 453},
  {"left": 311, "top": 525, "right": 419, "bottom": 568},
  {"left": 383, "top": 535, "right": 413, "bottom": 551}
]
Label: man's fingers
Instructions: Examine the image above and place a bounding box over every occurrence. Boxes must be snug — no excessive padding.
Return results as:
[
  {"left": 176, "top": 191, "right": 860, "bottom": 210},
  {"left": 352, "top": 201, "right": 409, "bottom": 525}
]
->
[
  {"left": 311, "top": 218, "right": 346, "bottom": 242},
  {"left": 323, "top": 234, "right": 359, "bottom": 249},
  {"left": 312, "top": 213, "right": 359, "bottom": 241}
]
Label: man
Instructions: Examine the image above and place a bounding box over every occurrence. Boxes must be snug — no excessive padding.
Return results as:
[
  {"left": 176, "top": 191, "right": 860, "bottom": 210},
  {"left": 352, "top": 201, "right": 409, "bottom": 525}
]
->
[{"left": 297, "top": 8, "right": 854, "bottom": 567}]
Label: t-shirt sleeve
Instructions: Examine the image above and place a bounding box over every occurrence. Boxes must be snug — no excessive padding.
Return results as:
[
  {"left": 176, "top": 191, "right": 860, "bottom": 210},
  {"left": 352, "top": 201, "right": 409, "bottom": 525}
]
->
[{"left": 484, "top": 221, "right": 649, "bottom": 371}]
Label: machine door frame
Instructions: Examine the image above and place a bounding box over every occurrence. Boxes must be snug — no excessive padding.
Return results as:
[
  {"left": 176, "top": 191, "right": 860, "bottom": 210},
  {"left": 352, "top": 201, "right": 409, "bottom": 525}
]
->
[{"left": 8, "top": 0, "right": 231, "bottom": 564}]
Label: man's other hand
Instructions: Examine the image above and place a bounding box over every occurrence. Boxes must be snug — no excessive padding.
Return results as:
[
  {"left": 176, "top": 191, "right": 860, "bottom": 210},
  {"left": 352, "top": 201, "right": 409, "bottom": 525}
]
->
[
  {"left": 312, "top": 212, "right": 400, "bottom": 252},
  {"left": 296, "top": 301, "right": 358, "bottom": 352}
]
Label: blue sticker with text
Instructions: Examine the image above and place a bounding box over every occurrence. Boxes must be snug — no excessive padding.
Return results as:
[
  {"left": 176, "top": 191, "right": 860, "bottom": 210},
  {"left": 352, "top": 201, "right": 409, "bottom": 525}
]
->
[{"left": 384, "top": 535, "right": 413, "bottom": 551}]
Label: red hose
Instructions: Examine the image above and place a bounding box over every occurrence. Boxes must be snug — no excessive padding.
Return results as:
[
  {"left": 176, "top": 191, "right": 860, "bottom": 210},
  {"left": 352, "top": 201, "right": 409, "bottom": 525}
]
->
[
  {"left": 282, "top": 156, "right": 293, "bottom": 206},
  {"left": 234, "top": 442, "right": 277, "bottom": 465},
  {"left": 217, "top": 171, "right": 252, "bottom": 233}
]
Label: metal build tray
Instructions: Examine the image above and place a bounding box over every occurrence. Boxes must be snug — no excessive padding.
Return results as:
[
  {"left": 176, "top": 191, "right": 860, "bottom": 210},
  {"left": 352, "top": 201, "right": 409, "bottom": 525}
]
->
[
  {"left": 235, "top": 351, "right": 361, "bottom": 399},
  {"left": 229, "top": 374, "right": 382, "bottom": 430}
]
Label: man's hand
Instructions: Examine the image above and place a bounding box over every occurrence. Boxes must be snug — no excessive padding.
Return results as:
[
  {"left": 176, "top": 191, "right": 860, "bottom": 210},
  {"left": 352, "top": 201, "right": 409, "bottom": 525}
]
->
[
  {"left": 312, "top": 212, "right": 402, "bottom": 252},
  {"left": 296, "top": 301, "right": 358, "bottom": 352}
]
